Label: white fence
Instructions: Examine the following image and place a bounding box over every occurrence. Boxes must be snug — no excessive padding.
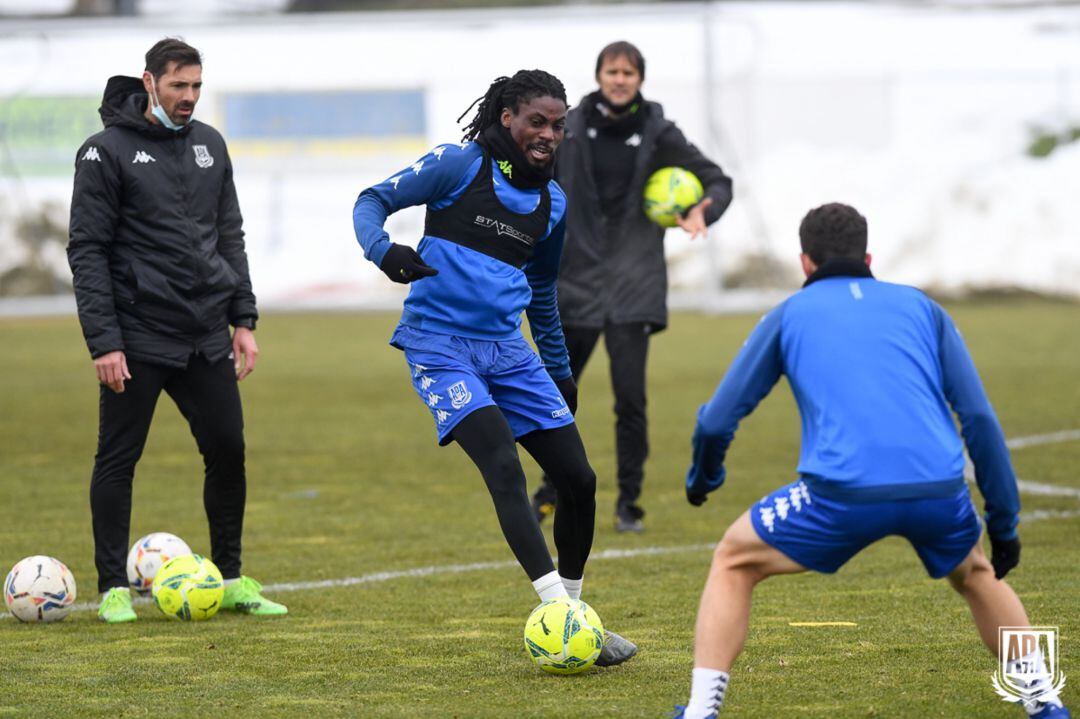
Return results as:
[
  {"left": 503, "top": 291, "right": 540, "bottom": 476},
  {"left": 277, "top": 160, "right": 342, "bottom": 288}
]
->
[{"left": 1, "top": 1, "right": 1078, "bottom": 312}]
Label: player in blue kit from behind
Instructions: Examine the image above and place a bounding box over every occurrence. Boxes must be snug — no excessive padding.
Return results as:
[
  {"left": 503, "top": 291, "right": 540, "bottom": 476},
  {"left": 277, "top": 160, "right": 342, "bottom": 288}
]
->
[
  {"left": 352, "top": 70, "right": 635, "bottom": 666},
  {"left": 671, "top": 204, "right": 1069, "bottom": 718}
]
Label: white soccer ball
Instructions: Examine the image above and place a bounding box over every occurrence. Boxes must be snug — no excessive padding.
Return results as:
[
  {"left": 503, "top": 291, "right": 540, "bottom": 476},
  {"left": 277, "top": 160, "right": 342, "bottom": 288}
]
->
[
  {"left": 127, "top": 532, "right": 193, "bottom": 594},
  {"left": 4, "top": 555, "right": 77, "bottom": 623}
]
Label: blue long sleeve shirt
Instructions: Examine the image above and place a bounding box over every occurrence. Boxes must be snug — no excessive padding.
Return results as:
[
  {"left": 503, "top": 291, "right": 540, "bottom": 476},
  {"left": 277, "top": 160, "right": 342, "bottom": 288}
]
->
[
  {"left": 353, "top": 142, "right": 570, "bottom": 379},
  {"left": 687, "top": 275, "right": 1020, "bottom": 540}
]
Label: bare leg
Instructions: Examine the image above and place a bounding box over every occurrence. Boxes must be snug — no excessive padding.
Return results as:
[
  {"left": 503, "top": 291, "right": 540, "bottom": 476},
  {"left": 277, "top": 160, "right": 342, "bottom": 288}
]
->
[
  {"left": 694, "top": 511, "right": 806, "bottom": 671},
  {"left": 946, "top": 536, "right": 1029, "bottom": 654}
]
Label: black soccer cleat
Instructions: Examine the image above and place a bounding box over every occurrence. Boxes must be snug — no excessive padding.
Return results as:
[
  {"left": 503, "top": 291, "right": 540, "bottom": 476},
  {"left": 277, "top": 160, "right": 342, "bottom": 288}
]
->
[
  {"left": 594, "top": 629, "right": 638, "bottom": 667},
  {"left": 615, "top": 504, "right": 645, "bottom": 533}
]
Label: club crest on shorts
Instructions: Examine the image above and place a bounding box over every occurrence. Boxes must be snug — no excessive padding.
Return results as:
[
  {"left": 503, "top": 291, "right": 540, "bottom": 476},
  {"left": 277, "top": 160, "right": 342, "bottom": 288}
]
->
[
  {"left": 447, "top": 380, "right": 472, "bottom": 410},
  {"left": 992, "top": 626, "right": 1066, "bottom": 709},
  {"left": 192, "top": 144, "right": 214, "bottom": 169}
]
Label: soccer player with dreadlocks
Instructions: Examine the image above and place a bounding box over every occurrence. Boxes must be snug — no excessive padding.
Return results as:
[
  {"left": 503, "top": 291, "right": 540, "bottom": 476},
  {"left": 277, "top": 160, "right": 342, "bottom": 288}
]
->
[{"left": 352, "top": 69, "right": 636, "bottom": 666}]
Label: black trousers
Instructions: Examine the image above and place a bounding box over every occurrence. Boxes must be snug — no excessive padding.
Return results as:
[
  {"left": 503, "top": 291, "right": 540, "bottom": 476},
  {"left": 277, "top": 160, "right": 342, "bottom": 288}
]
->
[
  {"left": 541, "top": 322, "right": 650, "bottom": 511},
  {"left": 453, "top": 406, "right": 596, "bottom": 582},
  {"left": 90, "top": 354, "right": 246, "bottom": 592}
]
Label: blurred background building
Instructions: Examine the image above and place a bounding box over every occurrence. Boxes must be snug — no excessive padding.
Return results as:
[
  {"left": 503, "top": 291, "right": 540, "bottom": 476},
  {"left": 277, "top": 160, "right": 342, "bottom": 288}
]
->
[{"left": 0, "top": 0, "right": 1078, "bottom": 313}]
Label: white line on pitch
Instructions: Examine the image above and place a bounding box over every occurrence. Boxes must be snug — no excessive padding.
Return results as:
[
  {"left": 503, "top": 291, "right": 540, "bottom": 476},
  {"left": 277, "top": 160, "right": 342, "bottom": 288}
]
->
[
  {"left": 964, "top": 428, "right": 1080, "bottom": 499},
  {"left": 1, "top": 543, "right": 716, "bottom": 618},
  {"left": 6, "top": 429, "right": 1078, "bottom": 621},
  {"left": 1007, "top": 429, "right": 1080, "bottom": 450},
  {"left": 1021, "top": 509, "right": 1080, "bottom": 522},
  {"left": 1016, "top": 479, "right": 1080, "bottom": 499},
  {"left": 263, "top": 543, "right": 714, "bottom": 593}
]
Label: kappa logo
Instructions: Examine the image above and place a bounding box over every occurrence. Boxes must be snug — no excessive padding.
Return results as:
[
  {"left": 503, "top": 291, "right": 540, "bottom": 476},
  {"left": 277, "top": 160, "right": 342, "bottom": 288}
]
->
[
  {"left": 435, "top": 409, "right": 450, "bottom": 424},
  {"left": 390, "top": 175, "right": 404, "bottom": 190},
  {"left": 427, "top": 392, "right": 442, "bottom": 408},
  {"left": 132, "top": 150, "right": 156, "bottom": 164},
  {"left": 432, "top": 146, "right": 446, "bottom": 160},
  {"left": 552, "top": 407, "right": 571, "bottom": 419},
  {"left": 758, "top": 481, "right": 812, "bottom": 533},
  {"left": 410, "top": 161, "right": 424, "bottom": 175},
  {"left": 625, "top": 133, "right": 642, "bottom": 147},
  {"left": 419, "top": 376, "right": 435, "bottom": 391},
  {"left": 192, "top": 144, "right": 214, "bottom": 169},
  {"left": 81, "top": 146, "right": 101, "bottom": 162},
  {"left": 496, "top": 159, "right": 513, "bottom": 179},
  {"left": 473, "top": 215, "right": 534, "bottom": 247},
  {"left": 447, "top": 381, "right": 472, "bottom": 410}
]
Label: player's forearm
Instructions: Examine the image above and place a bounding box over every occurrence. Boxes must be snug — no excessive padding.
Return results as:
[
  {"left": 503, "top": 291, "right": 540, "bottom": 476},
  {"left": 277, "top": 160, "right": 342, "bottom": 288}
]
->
[
  {"left": 936, "top": 307, "right": 1020, "bottom": 537},
  {"left": 686, "top": 410, "right": 730, "bottom": 495},
  {"left": 964, "top": 411, "right": 1021, "bottom": 539},
  {"left": 352, "top": 192, "right": 393, "bottom": 267},
  {"left": 525, "top": 282, "right": 571, "bottom": 380}
]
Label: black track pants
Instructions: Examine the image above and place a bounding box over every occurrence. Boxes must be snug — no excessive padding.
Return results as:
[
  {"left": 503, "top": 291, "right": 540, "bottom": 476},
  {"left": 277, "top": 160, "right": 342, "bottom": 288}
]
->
[
  {"left": 90, "top": 354, "right": 246, "bottom": 592},
  {"left": 452, "top": 406, "right": 596, "bottom": 581},
  {"left": 539, "top": 322, "right": 650, "bottom": 511}
]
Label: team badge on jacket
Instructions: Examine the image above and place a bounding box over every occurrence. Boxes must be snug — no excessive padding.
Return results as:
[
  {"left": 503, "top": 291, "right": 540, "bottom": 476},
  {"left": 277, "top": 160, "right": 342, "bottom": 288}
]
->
[{"left": 192, "top": 145, "right": 214, "bottom": 168}]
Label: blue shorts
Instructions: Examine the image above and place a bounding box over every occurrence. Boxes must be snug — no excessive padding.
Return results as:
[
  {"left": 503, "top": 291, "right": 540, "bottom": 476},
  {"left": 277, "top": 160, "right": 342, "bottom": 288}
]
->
[
  {"left": 749, "top": 479, "right": 982, "bottom": 578},
  {"left": 391, "top": 326, "right": 574, "bottom": 446}
]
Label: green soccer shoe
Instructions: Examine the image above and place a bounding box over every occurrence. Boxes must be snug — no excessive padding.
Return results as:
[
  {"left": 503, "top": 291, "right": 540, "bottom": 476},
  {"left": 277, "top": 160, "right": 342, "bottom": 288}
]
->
[
  {"left": 98, "top": 587, "right": 137, "bottom": 624},
  {"left": 220, "top": 576, "right": 288, "bottom": 616}
]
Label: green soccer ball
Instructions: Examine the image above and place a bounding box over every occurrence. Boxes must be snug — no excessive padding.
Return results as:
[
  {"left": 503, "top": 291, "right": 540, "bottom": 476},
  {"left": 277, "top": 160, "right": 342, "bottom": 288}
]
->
[
  {"left": 151, "top": 554, "right": 224, "bottom": 621},
  {"left": 523, "top": 597, "right": 605, "bottom": 675},
  {"left": 643, "top": 166, "right": 704, "bottom": 228}
]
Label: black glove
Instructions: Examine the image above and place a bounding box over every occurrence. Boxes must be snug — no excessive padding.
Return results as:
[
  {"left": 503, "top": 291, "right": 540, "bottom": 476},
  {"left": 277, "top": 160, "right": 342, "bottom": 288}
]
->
[
  {"left": 555, "top": 376, "right": 577, "bottom": 415},
  {"left": 990, "top": 536, "right": 1020, "bottom": 579},
  {"left": 686, "top": 486, "right": 709, "bottom": 507},
  {"left": 379, "top": 243, "right": 438, "bottom": 284}
]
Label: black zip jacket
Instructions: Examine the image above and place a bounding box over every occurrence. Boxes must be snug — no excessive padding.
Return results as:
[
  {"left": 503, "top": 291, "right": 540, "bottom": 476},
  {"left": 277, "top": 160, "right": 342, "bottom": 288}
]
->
[
  {"left": 556, "top": 98, "right": 732, "bottom": 332},
  {"left": 67, "top": 75, "right": 256, "bottom": 367}
]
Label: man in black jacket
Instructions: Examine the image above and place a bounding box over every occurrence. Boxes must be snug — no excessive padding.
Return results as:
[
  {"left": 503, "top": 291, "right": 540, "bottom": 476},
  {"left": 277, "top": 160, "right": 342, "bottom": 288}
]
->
[
  {"left": 68, "top": 38, "right": 286, "bottom": 622},
  {"left": 532, "top": 41, "right": 733, "bottom": 532}
]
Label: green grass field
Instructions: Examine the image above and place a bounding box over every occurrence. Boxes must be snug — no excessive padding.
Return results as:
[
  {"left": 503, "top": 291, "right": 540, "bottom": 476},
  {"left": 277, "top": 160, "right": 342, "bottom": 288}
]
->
[{"left": 0, "top": 299, "right": 1077, "bottom": 718}]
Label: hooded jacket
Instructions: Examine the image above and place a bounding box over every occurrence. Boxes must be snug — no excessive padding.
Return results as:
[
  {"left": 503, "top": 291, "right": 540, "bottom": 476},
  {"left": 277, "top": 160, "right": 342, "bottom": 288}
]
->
[
  {"left": 555, "top": 98, "right": 732, "bottom": 332},
  {"left": 67, "top": 75, "right": 256, "bottom": 368}
]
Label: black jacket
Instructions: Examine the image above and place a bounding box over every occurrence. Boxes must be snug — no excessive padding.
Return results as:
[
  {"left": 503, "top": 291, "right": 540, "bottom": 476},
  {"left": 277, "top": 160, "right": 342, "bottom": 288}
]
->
[
  {"left": 67, "top": 76, "right": 256, "bottom": 368},
  {"left": 556, "top": 98, "right": 732, "bottom": 332}
]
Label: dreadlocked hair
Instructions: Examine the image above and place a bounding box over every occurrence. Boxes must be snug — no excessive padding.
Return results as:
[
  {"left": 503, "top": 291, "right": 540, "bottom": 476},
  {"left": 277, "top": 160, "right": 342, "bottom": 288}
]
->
[{"left": 457, "top": 69, "right": 568, "bottom": 143}]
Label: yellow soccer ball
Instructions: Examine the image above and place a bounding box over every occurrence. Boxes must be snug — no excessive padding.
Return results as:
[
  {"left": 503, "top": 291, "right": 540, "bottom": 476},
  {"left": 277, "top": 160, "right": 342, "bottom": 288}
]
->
[
  {"left": 643, "top": 166, "right": 704, "bottom": 228},
  {"left": 151, "top": 554, "right": 224, "bottom": 621},
  {"left": 523, "top": 597, "right": 605, "bottom": 675}
]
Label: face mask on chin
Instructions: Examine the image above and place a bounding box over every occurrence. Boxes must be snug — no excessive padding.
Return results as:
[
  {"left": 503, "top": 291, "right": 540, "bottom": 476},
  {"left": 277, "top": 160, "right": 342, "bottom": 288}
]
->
[{"left": 148, "top": 79, "right": 186, "bottom": 131}]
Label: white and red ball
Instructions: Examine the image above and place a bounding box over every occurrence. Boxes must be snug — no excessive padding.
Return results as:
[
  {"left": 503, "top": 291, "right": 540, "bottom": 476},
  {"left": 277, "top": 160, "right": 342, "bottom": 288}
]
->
[{"left": 127, "top": 532, "right": 192, "bottom": 594}]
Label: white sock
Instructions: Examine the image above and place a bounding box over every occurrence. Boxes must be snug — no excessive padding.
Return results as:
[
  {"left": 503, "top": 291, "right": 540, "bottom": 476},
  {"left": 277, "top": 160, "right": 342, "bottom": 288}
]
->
[
  {"left": 223, "top": 577, "right": 240, "bottom": 586},
  {"left": 686, "top": 667, "right": 729, "bottom": 718},
  {"left": 560, "top": 575, "right": 583, "bottom": 600},
  {"left": 532, "top": 570, "right": 568, "bottom": 602},
  {"left": 1014, "top": 651, "right": 1063, "bottom": 714}
]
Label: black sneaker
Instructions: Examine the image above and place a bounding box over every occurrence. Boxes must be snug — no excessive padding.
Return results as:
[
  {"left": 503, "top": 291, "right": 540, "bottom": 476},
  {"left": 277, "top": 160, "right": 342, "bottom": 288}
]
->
[
  {"left": 531, "top": 482, "right": 558, "bottom": 523},
  {"left": 594, "top": 629, "right": 638, "bottom": 667},
  {"left": 615, "top": 504, "right": 645, "bottom": 533}
]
